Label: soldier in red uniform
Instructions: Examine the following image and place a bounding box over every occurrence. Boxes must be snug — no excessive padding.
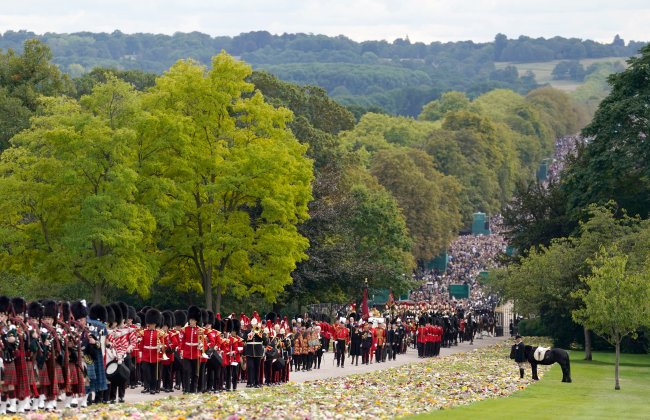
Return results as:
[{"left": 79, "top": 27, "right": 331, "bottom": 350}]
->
[
  {"left": 433, "top": 320, "right": 443, "bottom": 356},
  {"left": 334, "top": 318, "right": 349, "bottom": 368},
  {"left": 375, "top": 321, "right": 386, "bottom": 363},
  {"left": 416, "top": 316, "right": 427, "bottom": 358},
  {"left": 180, "top": 306, "right": 202, "bottom": 393},
  {"left": 139, "top": 308, "right": 162, "bottom": 395}
]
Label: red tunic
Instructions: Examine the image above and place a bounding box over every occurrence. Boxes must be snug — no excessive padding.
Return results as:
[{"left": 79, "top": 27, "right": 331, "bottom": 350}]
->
[
  {"left": 417, "top": 326, "right": 427, "bottom": 343},
  {"left": 180, "top": 326, "right": 202, "bottom": 360},
  {"left": 139, "top": 329, "right": 160, "bottom": 363}
]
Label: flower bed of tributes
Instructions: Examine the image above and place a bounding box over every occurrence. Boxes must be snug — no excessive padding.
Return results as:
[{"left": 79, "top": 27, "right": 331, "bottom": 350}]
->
[{"left": 24, "top": 338, "right": 552, "bottom": 420}]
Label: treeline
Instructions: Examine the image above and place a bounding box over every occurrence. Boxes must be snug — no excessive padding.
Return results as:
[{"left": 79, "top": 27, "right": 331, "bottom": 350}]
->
[
  {"left": 492, "top": 45, "right": 650, "bottom": 353},
  {"left": 0, "top": 30, "right": 644, "bottom": 116},
  {"left": 0, "top": 40, "right": 588, "bottom": 315}
]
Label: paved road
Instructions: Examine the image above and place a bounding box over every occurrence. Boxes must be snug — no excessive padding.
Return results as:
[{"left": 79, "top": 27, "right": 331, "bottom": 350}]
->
[{"left": 124, "top": 334, "right": 504, "bottom": 404}]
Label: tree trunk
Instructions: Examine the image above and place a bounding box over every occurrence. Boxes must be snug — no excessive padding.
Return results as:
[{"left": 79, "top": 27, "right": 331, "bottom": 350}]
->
[
  {"left": 215, "top": 284, "right": 222, "bottom": 314},
  {"left": 614, "top": 338, "right": 621, "bottom": 390},
  {"left": 93, "top": 283, "right": 103, "bottom": 304},
  {"left": 203, "top": 273, "right": 212, "bottom": 311},
  {"left": 583, "top": 327, "right": 592, "bottom": 361}
]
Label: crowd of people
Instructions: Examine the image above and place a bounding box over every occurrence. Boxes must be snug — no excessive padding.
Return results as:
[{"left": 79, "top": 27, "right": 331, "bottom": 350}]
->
[
  {"left": 407, "top": 216, "right": 507, "bottom": 315},
  {"left": 544, "top": 135, "right": 587, "bottom": 184}
]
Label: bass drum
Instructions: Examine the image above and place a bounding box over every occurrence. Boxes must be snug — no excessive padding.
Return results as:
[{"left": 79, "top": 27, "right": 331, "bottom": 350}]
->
[{"left": 106, "top": 361, "right": 130, "bottom": 385}]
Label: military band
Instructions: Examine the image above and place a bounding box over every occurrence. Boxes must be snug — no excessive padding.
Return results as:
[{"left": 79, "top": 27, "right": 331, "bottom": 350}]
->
[{"left": 0, "top": 292, "right": 493, "bottom": 413}]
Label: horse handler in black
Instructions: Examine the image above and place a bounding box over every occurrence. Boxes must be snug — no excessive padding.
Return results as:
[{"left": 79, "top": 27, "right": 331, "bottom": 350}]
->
[{"left": 511, "top": 335, "right": 527, "bottom": 379}]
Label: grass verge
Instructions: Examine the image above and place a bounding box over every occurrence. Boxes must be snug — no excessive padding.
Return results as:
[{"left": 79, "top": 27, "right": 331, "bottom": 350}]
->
[{"left": 410, "top": 351, "right": 650, "bottom": 419}]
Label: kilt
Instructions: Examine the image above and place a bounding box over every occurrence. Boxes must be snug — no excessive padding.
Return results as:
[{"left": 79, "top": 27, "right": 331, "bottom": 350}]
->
[
  {"left": 13, "top": 354, "right": 31, "bottom": 400},
  {"left": 2, "top": 361, "right": 17, "bottom": 390},
  {"left": 70, "top": 364, "right": 85, "bottom": 395},
  {"left": 86, "top": 359, "right": 108, "bottom": 392},
  {"left": 38, "top": 366, "right": 51, "bottom": 387},
  {"left": 26, "top": 360, "right": 39, "bottom": 387},
  {"left": 55, "top": 364, "right": 65, "bottom": 385}
]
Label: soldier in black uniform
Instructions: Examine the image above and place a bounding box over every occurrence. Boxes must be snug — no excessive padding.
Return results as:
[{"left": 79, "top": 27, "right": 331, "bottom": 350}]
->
[{"left": 244, "top": 319, "right": 266, "bottom": 388}]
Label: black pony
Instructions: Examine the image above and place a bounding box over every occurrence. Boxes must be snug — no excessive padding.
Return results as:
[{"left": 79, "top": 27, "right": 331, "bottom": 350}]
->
[{"left": 520, "top": 345, "right": 572, "bottom": 383}]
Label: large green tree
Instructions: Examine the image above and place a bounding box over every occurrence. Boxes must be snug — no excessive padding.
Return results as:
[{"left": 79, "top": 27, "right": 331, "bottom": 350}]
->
[
  {"left": 564, "top": 44, "right": 650, "bottom": 219},
  {"left": 573, "top": 247, "right": 650, "bottom": 390},
  {"left": 0, "top": 39, "right": 73, "bottom": 151},
  {"left": 139, "top": 53, "right": 313, "bottom": 312},
  {"left": 371, "top": 148, "right": 461, "bottom": 263},
  {"left": 0, "top": 78, "right": 157, "bottom": 302}
]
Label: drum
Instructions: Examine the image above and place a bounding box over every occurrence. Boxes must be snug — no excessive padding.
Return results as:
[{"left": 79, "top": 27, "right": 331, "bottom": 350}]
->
[{"left": 106, "top": 361, "right": 130, "bottom": 385}]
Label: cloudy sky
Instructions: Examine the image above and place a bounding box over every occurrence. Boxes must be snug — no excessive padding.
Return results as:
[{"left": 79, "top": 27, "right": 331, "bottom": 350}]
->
[{"left": 1, "top": 0, "right": 648, "bottom": 43}]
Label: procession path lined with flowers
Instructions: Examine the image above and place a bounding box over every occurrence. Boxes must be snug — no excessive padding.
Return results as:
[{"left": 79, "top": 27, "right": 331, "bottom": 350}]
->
[{"left": 38, "top": 337, "right": 551, "bottom": 420}]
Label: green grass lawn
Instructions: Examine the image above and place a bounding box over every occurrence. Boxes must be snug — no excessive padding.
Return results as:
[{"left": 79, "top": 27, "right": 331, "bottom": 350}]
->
[{"left": 410, "top": 351, "right": 650, "bottom": 420}]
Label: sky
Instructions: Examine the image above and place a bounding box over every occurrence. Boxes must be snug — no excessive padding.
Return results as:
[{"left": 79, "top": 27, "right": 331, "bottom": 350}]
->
[{"left": 1, "top": 0, "right": 649, "bottom": 44}]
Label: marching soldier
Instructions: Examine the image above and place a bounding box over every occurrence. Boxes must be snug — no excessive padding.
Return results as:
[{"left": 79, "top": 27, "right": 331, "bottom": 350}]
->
[
  {"left": 180, "top": 306, "right": 202, "bottom": 393},
  {"left": 171, "top": 310, "right": 186, "bottom": 391},
  {"left": 139, "top": 308, "right": 163, "bottom": 395},
  {"left": 244, "top": 318, "right": 265, "bottom": 388},
  {"left": 334, "top": 318, "right": 349, "bottom": 368}
]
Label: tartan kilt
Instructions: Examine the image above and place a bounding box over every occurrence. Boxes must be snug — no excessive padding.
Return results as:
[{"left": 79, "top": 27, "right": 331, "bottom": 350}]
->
[
  {"left": 2, "top": 361, "right": 17, "bottom": 390},
  {"left": 67, "top": 364, "right": 79, "bottom": 385},
  {"left": 13, "top": 355, "right": 31, "bottom": 400},
  {"left": 55, "top": 364, "right": 65, "bottom": 385},
  {"left": 26, "top": 360, "right": 39, "bottom": 387},
  {"left": 72, "top": 364, "right": 85, "bottom": 395},
  {"left": 38, "top": 366, "right": 51, "bottom": 387}
]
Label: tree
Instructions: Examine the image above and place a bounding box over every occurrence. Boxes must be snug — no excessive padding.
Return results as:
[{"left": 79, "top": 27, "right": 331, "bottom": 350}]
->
[
  {"left": 370, "top": 148, "right": 461, "bottom": 263},
  {"left": 490, "top": 204, "right": 640, "bottom": 356},
  {"left": 418, "top": 91, "right": 470, "bottom": 122},
  {"left": 0, "top": 78, "right": 157, "bottom": 302},
  {"left": 573, "top": 247, "right": 650, "bottom": 390},
  {"left": 0, "top": 39, "right": 73, "bottom": 151},
  {"left": 564, "top": 44, "right": 650, "bottom": 219},
  {"left": 140, "top": 53, "right": 313, "bottom": 312}
]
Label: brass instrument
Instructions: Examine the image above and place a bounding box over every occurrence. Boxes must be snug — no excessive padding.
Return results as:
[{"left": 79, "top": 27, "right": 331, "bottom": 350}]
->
[{"left": 157, "top": 329, "right": 169, "bottom": 361}]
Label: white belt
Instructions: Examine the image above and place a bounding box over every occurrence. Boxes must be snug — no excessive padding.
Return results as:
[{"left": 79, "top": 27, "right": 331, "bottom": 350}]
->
[
  {"left": 246, "top": 342, "right": 262, "bottom": 345},
  {"left": 185, "top": 343, "right": 198, "bottom": 346},
  {"left": 143, "top": 346, "right": 158, "bottom": 350}
]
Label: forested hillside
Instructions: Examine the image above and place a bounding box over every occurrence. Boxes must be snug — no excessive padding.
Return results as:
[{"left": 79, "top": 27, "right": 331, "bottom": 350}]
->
[
  {"left": 0, "top": 41, "right": 588, "bottom": 311},
  {"left": 0, "top": 30, "right": 645, "bottom": 116}
]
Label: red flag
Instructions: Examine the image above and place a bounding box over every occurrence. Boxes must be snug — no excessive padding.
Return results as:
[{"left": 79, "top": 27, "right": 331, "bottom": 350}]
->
[{"left": 361, "top": 284, "right": 370, "bottom": 320}]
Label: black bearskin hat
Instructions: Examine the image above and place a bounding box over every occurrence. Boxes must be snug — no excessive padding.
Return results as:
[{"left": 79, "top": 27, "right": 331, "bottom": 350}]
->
[
  {"left": 71, "top": 300, "right": 88, "bottom": 320},
  {"left": 162, "top": 310, "right": 174, "bottom": 328},
  {"left": 233, "top": 319, "right": 241, "bottom": 334},
  {"left": 145, "top": 308, "right": 163, "bottom": 326},
  {"left": 106, "top": 304, "right": 115, "bottom": 325},
  {"left": 0, "top": 296, "right": 12, "bottom": 314},
  {"left": 43, "top": 300, "right": 58, "bottom": 319},
  {"left": 11, "top": 297, "right": 26, "bottom": 316},
  {"left": 89, "top": 303, "right": 107, "bottom": 323},
  {"left": 118, "top": 302, "right": 129, "bottom": 322},
  {"left": 28, "top": 301, "right": 44, "bottom": 319},
  {"left": 173, "top": 310, "right": 186, "bottom": 327},
  {"left": 200, "top": 309, "right": 208, "bottom": 327},
  {"left": 136, "top": 313, "right": 144, "bottom": 326},
  {"left": 224, "top": 319, "right": 232, "bottom": 333},
  {"left": 266, "top": 312, "right": 277, "bottom": 323},
  {"left": 109, "top": 303, "right": 123, "bottom": 326},
  {"left": 206, "top": 310, "right": 215, "bottom": 327},
  {"left": 126, "top": 306, "right": 138, "bottom": 322},
  {"left": 188, "top": 305, "right": 201, "bottom": 322},
  {"left": 127, "top": 306, "right": 137, "bottom": 321},
  {"left": 60, "top": 301, "right": 71, "bottom": 321},
  {"left": 348, "top": 312, "right": 358, "bottom": 321}
]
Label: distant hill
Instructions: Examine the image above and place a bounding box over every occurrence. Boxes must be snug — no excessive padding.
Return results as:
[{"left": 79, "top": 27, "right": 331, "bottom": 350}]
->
[{"left": 1, "top": 30, "right": 645, "bottom": 116}]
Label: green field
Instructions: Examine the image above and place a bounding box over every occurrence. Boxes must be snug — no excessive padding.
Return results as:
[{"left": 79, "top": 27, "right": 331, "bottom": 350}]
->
[
  {"left": 411, "top": 351, "right": 650, "bottom": 419},
  {"left": 495, "top": 57, "right": 627, "bottom": 91}
]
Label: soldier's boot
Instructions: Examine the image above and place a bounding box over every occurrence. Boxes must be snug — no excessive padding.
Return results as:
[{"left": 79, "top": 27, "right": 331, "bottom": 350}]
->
[{"left": 519, "top": 368, "right": 525, "bottom": 379}]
